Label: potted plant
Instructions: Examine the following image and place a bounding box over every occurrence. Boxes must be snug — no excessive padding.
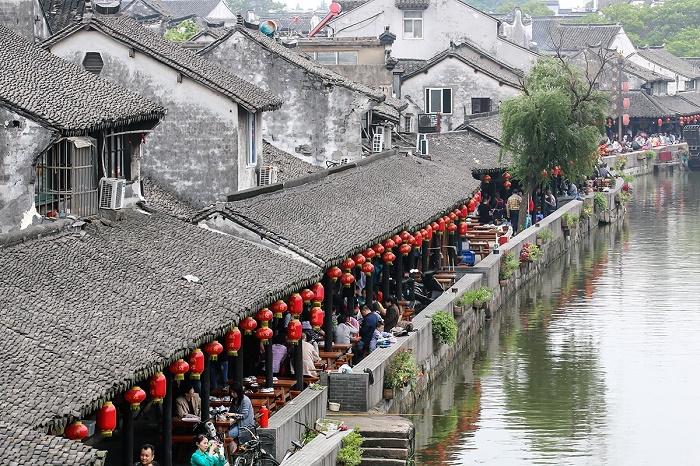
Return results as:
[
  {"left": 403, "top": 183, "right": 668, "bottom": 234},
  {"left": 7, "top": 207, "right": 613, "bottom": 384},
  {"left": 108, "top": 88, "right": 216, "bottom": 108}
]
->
[
  {"left": 519, "top": 242, "right": 542, "bottom": 266},
  {"left": 593, "top": 192, "right": 608, "bottom": 213},
  {"left": 383, "top": 350, "right": 418, "bottom": 399},
  {"left": 645, "top": 150, "right": 656, "bottom": 161},
  {"left": 561, "top": 213, "right": 577, "bottom": 235},
  {"left": 499, "top": 252, "right": 519, "bottom": 286},
  {"left": 431, "top": 311, "right": 458, "bottom": 345},
  {"left": 459, "top": 287, "right": 493, "bottom": 309},
  {"left": 536, "top": 229, "right": 553, "bottom": 246},
  {"left": 337, "top": 428, "right": 364, "bottom": 466}
]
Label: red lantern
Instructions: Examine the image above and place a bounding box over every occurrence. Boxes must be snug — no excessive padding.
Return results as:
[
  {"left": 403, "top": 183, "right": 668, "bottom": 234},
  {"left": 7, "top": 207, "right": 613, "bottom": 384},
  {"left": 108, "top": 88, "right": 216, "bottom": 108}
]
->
[
  {"left": 310, "top": 306, "right": 324, "bottom": 330},
  {"left": 414, "top": 232, "right": 423, "bottom": 248},
  {"left": 400, "top": 231, "right": 411, "bottom": 242},
  {"left": 407, "top": 234, "right": 416, "bottom": 246},
  {"left": 169, "top": 359, "right": 189, "bottom": 381},
  {"left": 241, "top": 316, "right": 258, "bottom": 334},
  {"left": 225, "top": 327, "right": 242, "bottom": 356},
  {"left": 271, "top": 300, "right": 287, "bottom": 319},
  {"left": 96, "top": 402, "right": 117, "bottom": 437},
  {"left": 372, "top": 243, "right": 385, "bottom": 256},
  {"left": 383, "top": 251, "right": 396, "bottom": 265},
  {"left": 474, "top": 191, "right": 482, "bottom": 202},
  {"left": 256, "top": 326, "right": 273, "bottom": 344},
  {"left": 149, "top": 372, "right": 167, "bottom": 404},
  {"left": 362, "top": 262, "right": 375, "bottom": 275},
  {"left": 65, "top": 421, "right": 89, "bottom": 441},
  {"left": 449, "top": 212, "right": 458, "bottom": 222},
  {"left": 425, "top": 225, "right": 434, "bottom": 240},
  {"left": 311, "top": 282, "right": 325, "bottom": 306},
  {"left": 363, "top": 248, "right": 376, "bottom": 261},
  {"left": 504, "top": 180, "right": 512, "bottom": 189},
  {"left": 287, "top": 319, "right": 303, "bottom": 344},
  {"left": 437, "top": 218, "right": 446, "bottom": 233},
  {"left": 256, "top": 308, "right": 273, "bottom": 327},
  {"left": 459, "top": 205, "right": 468, "bottom": 218},
  {"left": 300, "top": 288, "right": 315, "bottom": 303},
  {"left": 467, "top": 199, "right": 477, "bottom": 213},
  {"left": 326, "top": 266, "right": 342, "bottom": 282},
  {"left": 188, "top": 349, "right": 204, "bottom": 380},
  {"left": 341, "top": 258, "right": 355, "bottom": 271},
  {"left": 447, "top": 223, "right": 458, "bottom": 233},
  {"left": 340, "top": 272, "right": 355, "bottom": 287},
  {"left": 353, "top": 253, "right": 366, "bottom": 267},
  {"left": 288, "top": 293, "right": 303, "bottom": 317},
  {"left": 383, "top": 238, "right": 396, "bottom": 249},
  {"left": 124, "top": 386, "right": 146, "bottom": 411},
  {"left": 458, "top": 222, "right": 468, "bottom": 236},
  {"left": 392, "top": 234, "right": 403, "bottom": 246},
  {"left": 399, "top": 243, "right": 412, "bottom": 256},
  {"left": 204, "top": 340, "right": 224, "bottom": 360},
  {"left": 483, "top": 175, "right": 492, "bottom": 183}
]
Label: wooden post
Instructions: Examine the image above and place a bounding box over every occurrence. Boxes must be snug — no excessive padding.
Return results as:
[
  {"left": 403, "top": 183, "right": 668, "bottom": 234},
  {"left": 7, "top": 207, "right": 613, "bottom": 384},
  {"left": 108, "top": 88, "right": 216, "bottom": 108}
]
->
[
  {"left": 163, "top": 372, "right": 173, "bottom": 466},
  {"left": 265, "top": 342, "right": 273, "bottom": 388},
  {"left": 395, "top": 250, "right": 403, "bottom": 300},
  {"left": 323, "top": 275, "right": 334, "bottom": 352},
  {"left": 235, "top": 344, "right": 244, "bottom": 388},
  {"left": 202, "top": 357, "right": 210, "bottom": 421},
  {"left": 294, "top": 340, "right": 304, "bottom": 391},
  {"left": 365, "top": 267, "right": 374, "bottom": 312},
  {"left": 382, "top": 261, "right": 391, "bottom": 300},
  {"left": 421, "top": 241, "right": 429, "bottom": 272},
  {"left": 122, "top": 403, "right": 134, "bottom": 466}
]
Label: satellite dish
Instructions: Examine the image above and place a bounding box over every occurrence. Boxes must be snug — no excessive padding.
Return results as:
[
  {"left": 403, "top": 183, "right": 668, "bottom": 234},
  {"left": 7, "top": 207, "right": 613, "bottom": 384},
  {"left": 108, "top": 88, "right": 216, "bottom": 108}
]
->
[{"left": 259, "top": 20, "right": 278, "bottom": 37}]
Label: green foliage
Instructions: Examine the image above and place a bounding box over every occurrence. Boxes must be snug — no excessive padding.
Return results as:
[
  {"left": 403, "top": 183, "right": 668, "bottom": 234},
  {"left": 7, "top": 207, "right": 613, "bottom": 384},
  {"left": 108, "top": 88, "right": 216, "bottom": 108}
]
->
[
  {"left": 520, "top": 242, "right": 543, "bottom": 262},
  {"left": 645, "top": 150, "right": 656, "bottom": 160},
  {"left": 536, "top": 228, "right": 554, "bottom": 243},
  {"left": 616, "top": 191, "right": 632, "bottom": 205},
  {"left": 496, "top": 0, "right": 553, "bottom": 15},
  {"left": 593, "top": 192, "right": 608, "bottom": 212},
  {"left": 499, "top": 252, "right": 520, "bottom": 280},
  {"left": 500, "top": 58, "right": 607, "bottom": 193},
  {"left": 622, "top": 174, "right": 634, "bottom": 183},
  {"left": 302, "top": 429, "right": 318, "bottom": 444},
  {"left": 581, "top": 202, "right": 594, "bottom": 219},
  {"left": 164, "top": 20, "right": 199, "bottom": 42},
  {"left": 337, "top": 429, "right": 364, "bottom": 466},
  {"left": 431, "top": 311, "right": 458, "bottom": 345},
  {"left": 561, "top": 212, "right": 578, "bottom": 229},
  {"left": 224, "top": 0, "right": 285, "bottom": 15},
  {"left": 459, "top": 287, "right": 494, "bottom": 307},
  {"left": 578, "top": 0, "right": 700, "bottom": 56},
  {"left": 613, "top": 155, "right": 626, "bottom": 172},
  {"left": 384, "top": 350, "right": 419, "bottom": 390}
]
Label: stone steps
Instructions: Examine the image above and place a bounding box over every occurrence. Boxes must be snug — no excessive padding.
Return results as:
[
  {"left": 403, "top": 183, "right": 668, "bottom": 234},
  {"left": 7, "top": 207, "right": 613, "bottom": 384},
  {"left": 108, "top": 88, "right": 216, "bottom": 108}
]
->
[
  {"left": 362, "top": 447, "right": 408, "bottom": 459},
  {"left": 360, "top": 458, "right": 407, "bottom": 466},
  {"left": 361, "top": 437, "right": 410, "bottom": 449}
]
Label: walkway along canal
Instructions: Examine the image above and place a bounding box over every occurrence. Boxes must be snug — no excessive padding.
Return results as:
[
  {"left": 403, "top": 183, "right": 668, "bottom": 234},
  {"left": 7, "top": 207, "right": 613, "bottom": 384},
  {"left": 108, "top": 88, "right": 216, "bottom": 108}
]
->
[{"left": 414, "top": 170, "right": 700, "bottom": 465}]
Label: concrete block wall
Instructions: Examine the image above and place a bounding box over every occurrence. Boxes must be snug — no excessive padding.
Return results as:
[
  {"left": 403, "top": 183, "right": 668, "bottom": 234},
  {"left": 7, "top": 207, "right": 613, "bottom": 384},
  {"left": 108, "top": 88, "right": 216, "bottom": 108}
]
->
[{"left": 280, "top": 429, "right": 351, "bottom": 466}]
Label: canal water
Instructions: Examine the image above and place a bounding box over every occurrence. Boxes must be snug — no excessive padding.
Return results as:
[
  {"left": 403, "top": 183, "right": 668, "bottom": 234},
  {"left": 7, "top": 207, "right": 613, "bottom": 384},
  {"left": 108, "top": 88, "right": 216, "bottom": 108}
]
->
[{"left": 414, "top": 171, "right": 700, "bottom": 465}]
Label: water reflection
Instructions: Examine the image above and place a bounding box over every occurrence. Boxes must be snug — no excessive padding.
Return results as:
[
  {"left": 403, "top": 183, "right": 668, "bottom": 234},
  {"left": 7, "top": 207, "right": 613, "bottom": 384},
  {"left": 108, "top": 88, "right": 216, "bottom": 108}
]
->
[{"left": 415, "top": 172, "right": 700, "bottom": 465}]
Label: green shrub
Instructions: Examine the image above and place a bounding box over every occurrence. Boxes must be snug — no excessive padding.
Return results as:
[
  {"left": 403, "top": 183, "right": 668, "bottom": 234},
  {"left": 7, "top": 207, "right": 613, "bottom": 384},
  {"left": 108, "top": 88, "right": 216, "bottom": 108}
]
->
[
  {"left": 337, "top": 429, "right": 364, "bottom": 466},
  {"left": 519, "top": 242, "right": 542, "bottom": 262},
  {"left": 431, "top": 311, "right": 458, "bottom": 345},
  {"left": 580, "top": 202, "right": 593, "bottom": 219},
  {"left": 458, "top": 287, "right": 493, "bottom": 308},
  {"left": 615, "top": 191, "right": 631, "bottom": 205},
  {"left": 164, "top": 19, "right": 199, "bottom": 42},
  {"left": 384, "top": 350, "right": 419, "bottom": 390},
  {"left": 613, "top": 155, "right": 627, "bottom": 172},
  {"left": 499, "top": 252, "right": 519, "bottom": 280},
  {"left": 561, "top": 212, "right": 578, "bottom": 229},
  {"left": 645, "top": 150, "right": 656, "bottom": 160},
  {"left": 593, "top": 192, "right": 608, "bottom": 212},
  {"left": 536, "top": 228, "right": 554, "bottom": 243}
]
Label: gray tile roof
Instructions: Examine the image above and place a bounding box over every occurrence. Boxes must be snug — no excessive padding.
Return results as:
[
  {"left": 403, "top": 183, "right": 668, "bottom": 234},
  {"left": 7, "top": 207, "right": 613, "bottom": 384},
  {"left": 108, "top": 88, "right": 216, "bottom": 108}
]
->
[
  {"left": 649, "top": 94, "right": 700, "bottom": 116},
  {"left": 122, "top": 0, "right": 174, "bottom": 18},
  {"left": 636, "top": 47, "right": 700, "bottom": 79},
  {"left": 161, "top": 0, "right": 221, "bottom": 18},
  {"left": 400, "top": 41, "right": 524, "bottom": 89},
  {"left": 395, "top": 58, "right": 428, "bottom": 75},
  {"left": 622, "top": 90, "right": 666, "bottom": 118},
  {"left": 263, "top": 140, "right": 321, "bottom": 182},
  {"left": 395, "top": 0, "right": 430, "bottom": 9},
  {"left": 43, "top": 15, "right": 282, "bottom": 112},
  {"left": 426, "top": 130, "right": 510, "bottom": 172},
  {"left": 533, "top": 20, "right": 620, "bottom": 52},
  {"left": 678, "top": 91, "right": 700, "bottom": 109},
  {"left": 0, "top": 25, "right": 164, "bottom": 134},
  {"left": 0, "top": 421, "right": 103, "bottom": 465},
  {"left": 336, "top": 0, "right": 369, "bottom": 12},
  {"left": 200, "top": 25, "right": 386, "bottom": 102},
  {"left": 0, "top": 211, "right": 320, "bottom": 433},
  {"left": 199, "top": 150, "right": 482, "bottom": 266},
  {"left": 622, "top": 57, "right": 673, "bottom": 83},
  {"left": 39, "top": 0, "right": 86, "bottom": 33},
  {"left": 142, "top": 177, "right": 200, "bottom": 219},
  {"left": 460, "top": 113, "right": 503, "bottom": 143}
]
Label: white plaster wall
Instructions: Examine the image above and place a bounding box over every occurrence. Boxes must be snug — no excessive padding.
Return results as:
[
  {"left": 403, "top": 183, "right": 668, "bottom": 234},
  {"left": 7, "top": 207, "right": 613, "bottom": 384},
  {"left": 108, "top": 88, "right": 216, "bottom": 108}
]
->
[
  {"left": 328, "top": 0, "right": 536, "bottom": 70},
  {"left": 400, "top": 56, "right": 521, "bottom": 130},
  {"left": 627, "top": 53, "right": 689, "bottom": 96},
  {"left": 48, "top": 30, "right": 261, "bottom": 203},
  {"left": 610, "top": 29, "right": 635, "bottom": 57}
]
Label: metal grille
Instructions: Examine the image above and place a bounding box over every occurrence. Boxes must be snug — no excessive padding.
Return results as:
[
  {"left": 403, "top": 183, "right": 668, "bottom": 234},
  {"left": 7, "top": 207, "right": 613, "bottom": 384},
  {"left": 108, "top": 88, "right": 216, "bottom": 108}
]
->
[
  {"left": 101, "top": 130, "right": 131, "bottom": 179},
  {"left": 35, "top": 139, "right": 99, "bottom": 217}
]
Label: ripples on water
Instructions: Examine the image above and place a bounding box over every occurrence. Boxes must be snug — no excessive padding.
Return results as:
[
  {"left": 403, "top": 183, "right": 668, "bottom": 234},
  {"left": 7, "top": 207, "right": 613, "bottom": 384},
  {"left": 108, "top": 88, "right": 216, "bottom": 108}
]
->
[{"left": 414, "top": 171, "right": 700, "bottom": 465}]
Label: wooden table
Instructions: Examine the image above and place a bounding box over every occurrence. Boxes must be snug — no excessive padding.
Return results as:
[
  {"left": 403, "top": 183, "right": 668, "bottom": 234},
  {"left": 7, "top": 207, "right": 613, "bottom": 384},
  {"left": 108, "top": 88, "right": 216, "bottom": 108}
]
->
[{"left": 318, "top": 350, "right": 342, "bottom": 366}]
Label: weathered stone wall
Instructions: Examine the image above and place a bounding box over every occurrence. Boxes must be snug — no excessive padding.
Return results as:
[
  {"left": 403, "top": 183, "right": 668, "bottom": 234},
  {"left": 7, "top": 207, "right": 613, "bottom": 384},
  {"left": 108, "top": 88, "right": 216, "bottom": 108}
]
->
[
  {"left": 0, "top": 0, "right": 37, "bottom": 40},
  {"left": 0, "top": 108, "right": 53, "bottom": 234},
  {"left": 401, "top": 56, "right": 521, "bottom": 132},
  {"left": 201, "top": 32, "right": 374, "bottom": 165},
  {"left": 48, "top": 30, "right": 250, "bottom": 208}
]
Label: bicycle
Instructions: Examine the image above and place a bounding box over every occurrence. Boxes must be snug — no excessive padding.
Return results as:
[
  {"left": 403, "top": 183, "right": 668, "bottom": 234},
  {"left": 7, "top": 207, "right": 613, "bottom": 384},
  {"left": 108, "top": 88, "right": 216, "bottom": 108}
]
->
[
  {"left": 280, "top": 420, "right": 327, "bottom": 462},
  {"left": 231, "top": 425, "right": 279, "bottom": 466}
]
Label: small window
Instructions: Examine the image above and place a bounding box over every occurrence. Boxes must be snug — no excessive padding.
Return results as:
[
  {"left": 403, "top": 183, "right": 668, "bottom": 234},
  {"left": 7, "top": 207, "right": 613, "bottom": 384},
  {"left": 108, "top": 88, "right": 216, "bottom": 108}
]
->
[
  {"left": 247, "top": 113, "right": 257, "bottom": 166},
  {"left": 686, "top": 80, "right": 696, "bottom": 91},
  {"left": 315, "top": 51, "right": 337, "bottom": 65},
  {"left": 471, "top": 97, "right": 491, "bottom": 114},
  {"left": 403, "top": 10, "right": 423, "bottom": 39},
  {"left": 82, "top": 52, "right": 104, "bottom": 75},
  {"left": 337, "top": 51, "right": 358, "bottom": 65},
  {"left": 404, "top": 115, "right": 412, "bottom": 132},
  {"left": 425, "top": 88, "right": 452, "bottom": 114}
]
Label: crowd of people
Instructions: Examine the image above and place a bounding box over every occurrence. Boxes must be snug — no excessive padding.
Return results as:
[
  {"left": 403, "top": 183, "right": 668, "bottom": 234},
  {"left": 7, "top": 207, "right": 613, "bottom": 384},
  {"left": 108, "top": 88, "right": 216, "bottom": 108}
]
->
[
  {"left": 475, "top": 188, "right": 559, "bottom": 235},
  {"left": 600, "top": 131, "right": 681, "bottom": 155}
]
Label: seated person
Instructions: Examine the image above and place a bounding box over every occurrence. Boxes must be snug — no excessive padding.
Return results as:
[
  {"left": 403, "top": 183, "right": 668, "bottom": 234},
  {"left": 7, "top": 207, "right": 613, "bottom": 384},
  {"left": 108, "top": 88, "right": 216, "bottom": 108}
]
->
[
  {"left": 290, "top": 332, "right": 321, "bottom": 377},
  {"left": 270, "top": 335, "right": 288, "bottom": 375},
  {"left": 191, "top": 434, "right": 226, "bottom": 466},
  {"left": 175, "top": 382, "right": 201, "bottom": 420},
  {"left": 134, "top": 444, "right": 159, "bottom": 466},
  {"left": 335, "top": 315, "right": 359, "bottom": 345},
  {"left": 370, "top": 322, "right": 385, "bottom": 352},
  {"left": 227, "top": 383, "right": 255, "bottom": 451}
]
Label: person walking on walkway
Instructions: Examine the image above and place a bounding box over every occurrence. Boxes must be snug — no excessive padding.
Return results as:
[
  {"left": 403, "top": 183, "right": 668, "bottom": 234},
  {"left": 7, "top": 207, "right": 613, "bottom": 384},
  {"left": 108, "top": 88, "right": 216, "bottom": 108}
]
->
[{"left": 507, "top": 191, "right": 522, "bottom": 233}]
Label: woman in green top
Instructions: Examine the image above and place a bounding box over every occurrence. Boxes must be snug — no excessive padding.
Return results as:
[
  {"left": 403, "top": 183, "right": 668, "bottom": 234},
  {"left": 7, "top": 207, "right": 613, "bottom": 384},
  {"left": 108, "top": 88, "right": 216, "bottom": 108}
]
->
[{"left": 190, "top": 434, "right": 226, "bottom": 466}]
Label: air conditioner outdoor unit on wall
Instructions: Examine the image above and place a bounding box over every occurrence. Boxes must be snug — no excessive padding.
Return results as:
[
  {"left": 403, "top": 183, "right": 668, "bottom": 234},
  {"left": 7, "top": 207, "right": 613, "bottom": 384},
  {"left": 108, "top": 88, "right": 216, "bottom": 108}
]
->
[
  {"left": 372, "top": 133, "right": 385, "bottom": 153},
  {"left": 99, "top": 177, "right": 125, "bottom": 210},
  {"left": 417, "top": 113, "right": 439, "bottom": 133},
  {"left": 259, "top": 165, "right": 279, "bottom": 186},
  {"left": 417, "top": 134, "right": 429, "bottom": 156}
]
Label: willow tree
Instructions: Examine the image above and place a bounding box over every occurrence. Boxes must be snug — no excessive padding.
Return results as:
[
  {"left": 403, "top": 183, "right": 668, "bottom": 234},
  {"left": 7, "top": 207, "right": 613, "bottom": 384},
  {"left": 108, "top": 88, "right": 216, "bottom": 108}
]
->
[{"left": 500, "top": 53, "right": 610, "bottom": 229}]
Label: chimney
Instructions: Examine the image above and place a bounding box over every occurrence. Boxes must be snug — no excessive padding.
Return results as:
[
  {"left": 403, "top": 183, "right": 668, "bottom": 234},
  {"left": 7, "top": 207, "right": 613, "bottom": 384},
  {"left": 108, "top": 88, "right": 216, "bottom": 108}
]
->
[{"left": 93, "top": 0, "right": 121, "bottom": 14}]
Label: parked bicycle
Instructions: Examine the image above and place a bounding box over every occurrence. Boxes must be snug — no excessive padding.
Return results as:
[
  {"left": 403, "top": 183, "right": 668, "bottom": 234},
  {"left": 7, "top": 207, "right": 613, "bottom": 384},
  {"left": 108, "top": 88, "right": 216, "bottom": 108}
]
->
[
  {"left": 280, "top": 421, "right": 327, "bottom": 462},
  {"left": 231, "top": 425, "right": 279, "bottom": 466}
]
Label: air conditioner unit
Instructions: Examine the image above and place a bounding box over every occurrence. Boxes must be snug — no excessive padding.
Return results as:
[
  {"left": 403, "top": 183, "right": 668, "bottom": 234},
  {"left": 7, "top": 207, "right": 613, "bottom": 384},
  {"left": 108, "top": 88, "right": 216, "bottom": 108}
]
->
[
  {"left": 99, "top": 177, "right": 125, "bottom": 210},
  {"left": 417, "top": 113, "right": 439, "bottom": 133},
  {"left": 416, "top": 134, "right": 429, "bottom": 156},
  {"left": 372, "top": 133, "right": 385, "bottom": 153},
  {"left": 259, "top": 165, "right": 279, "bottom": 186}
]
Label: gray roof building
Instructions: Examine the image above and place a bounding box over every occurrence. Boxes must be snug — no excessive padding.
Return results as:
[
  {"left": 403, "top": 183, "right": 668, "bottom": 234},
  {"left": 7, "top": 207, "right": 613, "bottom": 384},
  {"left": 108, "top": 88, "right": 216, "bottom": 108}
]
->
[
  {"left": 533, "top": 20, "right": 621, "bottom": 53},
  {"left": 650, "top": 94, "right": 700, "bottom": 116},
  {"left": 44, "top": 14, "right": 282, "bottom": 112},
  {"left": 636, "top": 47, "right": 700, "bottom": 79},
  {"left": 39, "top": 0, "right": 86, "bottom": 33},
  {"left": 1, "top": 24, "right": 164, "bottom": 134},
  {"left": 458, "top": 112, "right": 503, "bottom": 143},
  {"left": 263, "top": 140, "right": 321, "bottom": 182}
]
